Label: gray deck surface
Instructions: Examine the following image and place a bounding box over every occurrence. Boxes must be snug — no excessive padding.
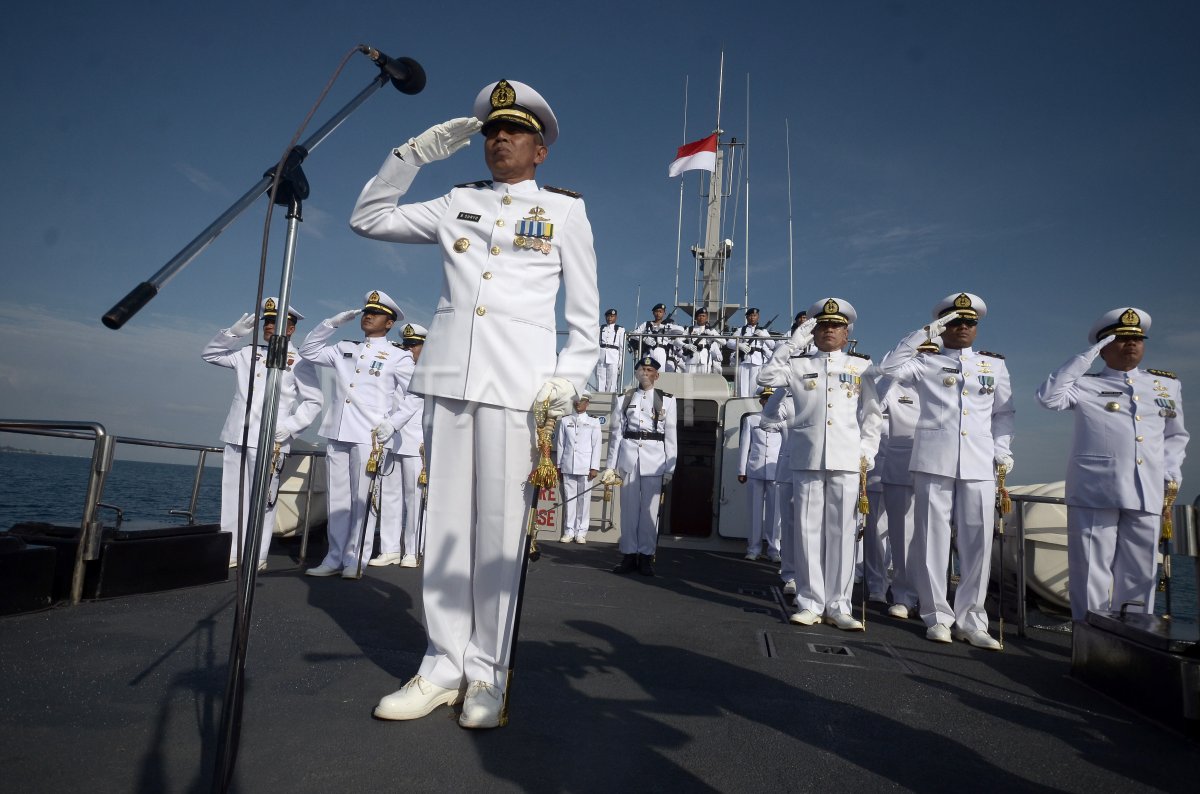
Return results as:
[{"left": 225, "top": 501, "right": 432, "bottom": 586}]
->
[{"left": 2, "top": 538, "right": 1198, "bottom": 793}]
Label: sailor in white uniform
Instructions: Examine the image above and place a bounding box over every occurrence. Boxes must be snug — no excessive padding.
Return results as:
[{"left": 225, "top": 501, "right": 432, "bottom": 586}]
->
[
  {"left": 675, "top": 307, "right": 724, "bottom": 375},
  {"left": 1036, "top": 307, "right": 1188, "bottom": 621},
  {"left": 761, "top": 386, "right": 797, "bottom": 595},
  {"left": 595, "top": 309, "right": 626, "bottom": 392},
  {"left": 859, "top": 372, "right": 891, "bottom": 605},
  {"left": 738, "top": 387, "right": 783, "bottom": 562},
  {"left": 758, "top": 298, "right": 882, "bottom": 631},
  {"left": 371, "top": 323, "right": 428, "bottom": 569},
  {"left": 728, "top": 307, "right": 775, "bottom": 397},
  {"left": 299, "top": 290, "right": 411, "bottom": 578},
  {"left": 555, "top": 392, "right": 601, "bottom": 542},
  {"left": 630, "top": 303, "right": 683, "bottom": 371},
  {"left": 602, "top": 356, "right": 678, "bottom": 576},
  {"left": 350, "top": 80, "right": 599, "bottom": 729},
  {"left": 202, "top": 297, "right": 322, "bottom": 570},
  {"left": 879, "top": 292, "right": 1014, "bottom": 649}
]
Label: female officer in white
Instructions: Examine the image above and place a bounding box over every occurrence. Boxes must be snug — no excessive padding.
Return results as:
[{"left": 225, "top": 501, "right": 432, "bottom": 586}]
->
[
  {"left": 1036, "top": 308, "right": 1188, "bottom": 621},
  {"left": 349, "top": 80, "right": 599, "bottom": 729}
]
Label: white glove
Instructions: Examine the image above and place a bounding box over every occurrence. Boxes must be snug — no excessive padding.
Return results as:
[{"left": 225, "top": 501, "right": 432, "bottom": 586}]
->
[
  {"left": 683, "top": 343, "right": 698, "bottom": 353},
  {"left": 599, "top": 468, "right": 622, "bottom": 486},
  {"left": 372, "top": 419, "right": 396, "bottom": 444},
  {"left": 789, "top": 317, "right": 818, "bottom": 349},
  {"left": 926, "top": 310, "right": 964, "bottom": 340},
  {"left": 534, "top": 377, "right": 575, "bottom": 419},
  {"left": 1086, "top": 334, "right": 1117, "bottom": 359},
  {"left": 327, "top": 309, "right": 360, "bottom": 328},
  {"left": 861, "top": 455, "right": 875, "bottom": 472},
  {"left": 274, "top": 427, "right": 292, "bottom": 444},
  {"left": 995, "top": 454, "right": 1014, "bottom": 475},
  {"left": 227, "top": 312, "right": 256, "bottom": 337},
  {"left": 738, "top": 343, "right": 752, "bottom": 355},
  {"left": 404, "top": 117, "right": 483, "bottom": 166}
]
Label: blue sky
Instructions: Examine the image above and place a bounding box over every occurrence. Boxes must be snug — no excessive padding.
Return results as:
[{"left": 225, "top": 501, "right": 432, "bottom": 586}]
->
[{"left": 2, "top": 1, "right": 1198, "bottom": 497}]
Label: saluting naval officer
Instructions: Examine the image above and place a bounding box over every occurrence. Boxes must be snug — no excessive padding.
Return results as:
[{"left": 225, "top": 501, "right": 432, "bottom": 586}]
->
[
  {"left": 879, "top": 292, "right": 1014, "bottom": 649},
  {"left": 202, "top": 297, "right": 322, "bottom": 570},
  {"left": 729, "top": 307, "right": 775, "bottom": 397},
  {"left": 602, "top": 356, "right": 679, "bottom": 576},
  {"left": 349, "top": 79, "right": 599, "bottom": 729},
  {"left": 630, "top": 303, "right": 683, "bottom": 371},
  {"left": 299, "top": 291, "right": 411, "bottom": 578},
  {"left": 1036, "top": 308, "right": 1188, "bottom": 621},
  {"left": 555, "top": 391, "right": 601, "bottom": 543},
  {"left": 371, "top": 322, "right": 429, "bottom": 568},
  {"left": 757, "top": 298, "right": 882, "bottom": 631},
  {"left": 595, "top": 309, "right": 626, "bottom": 392}
]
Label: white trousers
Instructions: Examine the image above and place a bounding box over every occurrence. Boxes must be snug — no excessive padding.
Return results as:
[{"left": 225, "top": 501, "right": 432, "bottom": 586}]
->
[
  {"left": 791, "top": 470, "right": 858, "bottom": 616},
  {"left": 883, "top": 483, "right": 917, "bottom": 609},
  {"left": 912, "top": 472, "right": 994, "bottom": 632},
  {"left": 861, "top": 489, "right": 890, "bottom": 599},
  {"left": 378, "top": 453, "right": 423, "bottom": 556},
  {"left": 735, "top": 361, "right": 763, "bottom": 398},
  {"left": 618, "top": 468, "right": 663, "bottom": 555},
  {"left": 323, "top": 440, "right": 377, "bottom": 571},
  {"left": 595, "top": 359, "right": 620, "bottom": 392},
  {"left": 1067, "top": 506, "right": 1159, "bottom": 621},
  {"left": 418, "top": 398, "right": 535, "bottom": 690},
  {"left": 220, "top": 444, "right": 281, "bottom": 565},
  {"left": 776, "top": 480, "right": 795, "bottom": 583},
  {"left": 561, "top": 473, "right": 591, "bottom": 536},
  {"left": 745, "top": 478, "right": 779, "bottom": 556}
]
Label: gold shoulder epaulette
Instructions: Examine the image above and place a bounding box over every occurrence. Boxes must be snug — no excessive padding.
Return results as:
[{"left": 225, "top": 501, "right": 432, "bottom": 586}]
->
[
  {"left": 849, "top": 351, "right": 871, "bottom": 360},
  {"left": 979, "top": 350, "right": 1005, "bottom": 359},
  {"left": 1148, "top": 367, "right": 1178, "bottom": 379},
  {"left": 454, "top": 179, "right": 493, "bottom": 189},
  {"left": 544, "top": 185, "right": 582, "bottom": 198}
]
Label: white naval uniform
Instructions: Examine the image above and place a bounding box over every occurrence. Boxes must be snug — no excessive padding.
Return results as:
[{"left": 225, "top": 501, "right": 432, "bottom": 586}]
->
[
  {"left": 378, "top": 346, "right": 426, "bottom": 558},
  {"left": 555, "top": 410, "right": 601, "bottom": 539},
  {"left": 675, "top": 325, "right": 724, "bottom": 375},
  {"left": 202, "top": 334, "right": 322, "bottom": 565},
  {"left": 1037, "top": 362, "right": 1188, "bottom": 620},
  {"left": 878, "top": 377, "right": 921, "bottom": 611},
  {"left": 595, "top": 323, "right": 626, "bottom": 392},
  {"left": 300, "top": 323, "right": 414, "bottom": 572},
  {"left": 738, "top": 412, "right": 783, "bottom": 559},
  {"left": 631, "top": 321, "right": 683, "bottom": 372},
  {"left": 607, "top": 387, "right": 679, "bottom": 555},
  {"left": 350, "top": 151, "right": 599, "bottom": 692},
  {"left": 761, "top": 388, "right": 796, "bottom": 585},
  {"left": 728, "top": 324, "right": 775, "bottom": 397},
  {"left": 758, "top": 347, "right": 882, "bottom": 617},
  {"left": 880, "top": 331, "right": 1015, "bottom": 632},
  {"left": 860, "top": 378, "right": 891, "bottom": 601}
]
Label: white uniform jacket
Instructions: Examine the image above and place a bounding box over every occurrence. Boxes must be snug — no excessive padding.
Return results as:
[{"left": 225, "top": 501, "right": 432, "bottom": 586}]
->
[
  {"left": 201, "top": 333, "right": 322, "bottom": 450},
  {"left": 675, "top": 325, "right": 724, "bottom": 374},
  {"left": 880, "top": 330, "right": 1014, "bottom": 481},
  {"left": 631, "top": 321, "right": 683, "bottom": 355},
  {"left": 381, "top": 345, "right": 425, "bottom": 457},
  {"left": 758, "top": 348, "right": 882, "bottom": 473},
  {"left": 555, "top": 411, "right": 602, "bottom": 476},
  {"left": 760, "top": 388, "right": 794, "bottom": 480},
  {"left": 1037, "top": 362, "right": 1187, "bottom": 511},
  {"left": 607, "top": 387, "right": 678, "bottom": 477},
  {"left": 877, "top": 376, "right": 921, "bottom": 486},
  {"left": 299, "top": 323, "right": 415, "bottom": 445},
  {"left": 727, "top": 324, "right": 775, "bottom": 365},
  {"left": 598, "top": 323, "right": 626, "bottom": 366},
  {"left": 738, "top": 412, "right": 782, "bottom": 480},
  {"left": 350, "top": 154, "right": 599, "bottom": 409}
]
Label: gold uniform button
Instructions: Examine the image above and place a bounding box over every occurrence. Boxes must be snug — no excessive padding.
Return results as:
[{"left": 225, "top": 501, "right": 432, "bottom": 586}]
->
[
  {"left": 1137, "top": 458, "right": 1144, "bottom": 465},
  {"left": 496, "top": 219, "right": 505, "bottom": 227},
  {"left": 483, "top": 271, "right": 493, "bottom": 280},
  {"left": 1133, "top": 395, "right": 1140, "bottom": 401},
  {"left": 962, "top": 390, "right": 968, "bottom": 396},
  {"left": 963, "top": 409, "right": 969, "bottom": 415},
  {"left": 476, "top": 306, "right": 487, "bottom": 316},
  {"left": 961, "top": 431, "right": 968, "bottom": 436},
  {"left": 827, "top": 403, "right": 833, "bottom": 408},
  {"left": 827, "top": 420, "right": 833, "bottom": 426},
  {"left": 1135, "top": 415, "right": 1141, "bottom": 422},
  {"left": 453, "top": 238, "right": 470, "bottom": 253},
  {"left": 345, "top": 399, "right": 351, "bottom": 404},
  {"left": 502, "top": 195, "right": 512, "bottom": 205},
  {"left": 490, "top": 245, "right": 501, "bottom": 256},
  {"left": 356, "top": 369, "right": 361, "bottom": 374},
  {"left": 1136, "top": 435, "right": 1144, "bottom": 442}
]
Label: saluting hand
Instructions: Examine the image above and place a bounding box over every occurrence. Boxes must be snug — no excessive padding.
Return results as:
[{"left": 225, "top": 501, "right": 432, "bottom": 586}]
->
[
  {"left": 1086, "top": 334, "right": 1117, "bottom": 359},
  {"left": 227, "top": 312, "right": 256, "bottom": 337},
  {"left": 789, "top": 317, "right": 818, "bottom": 349},
  {"left": 327, "top": 309, "right": 360, "bottom": 328},
  {"left": 926, "top": 310, "right": 963, "bottom": 340},
  {"left": 403, "top": 117, "right": 484, "bottom": 166}
]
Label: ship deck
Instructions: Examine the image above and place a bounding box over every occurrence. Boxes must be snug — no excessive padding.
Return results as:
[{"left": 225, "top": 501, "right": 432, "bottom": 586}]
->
[{"left": 2, "top": 537, "right": 1197, "bottom": 793}]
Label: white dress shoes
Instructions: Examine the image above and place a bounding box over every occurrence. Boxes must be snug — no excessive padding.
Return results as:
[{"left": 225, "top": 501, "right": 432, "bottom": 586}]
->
[
  {"left": 953, "top": 627, "right": 1002, "bottom": 650},
  {"left": 886, "top": 604, "right": 910, "bottom": 619},
  {"left": 789, "top": 608, "right": 820, "bottom": 626},
  {"left": 574, "top": 534, "right": 587, "bottom": 544},
  {"left": 826, "top": 612, "right": 864, "bottom": 631},
  {"left": 560, "top": 532, "right": 575, "bottom": 542},
  {"left": 374, "top": 675, "right": 464, "bottom": 720},
  {"left": 400, "top": 554, "right": 419, "bottom": 568},
  {"left": 369, "top": 552, "right": 403, "bottom": 567},
  {"left": 341, "top": 566, "right": 362, "bottom": 579},
  {"left": 926, "top": 624, "right": 953, "bottom": 643},
  {"left": 304, "top": 563, "right": 340, "bottom": 577},
  {"left": 458, "top": 681, "right": 503, "bottom": 729}
]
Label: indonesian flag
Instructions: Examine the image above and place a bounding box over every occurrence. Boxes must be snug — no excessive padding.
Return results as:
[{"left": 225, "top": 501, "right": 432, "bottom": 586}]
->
[{"left": 668, "top": 133, "right": 718, "bottom": 177}]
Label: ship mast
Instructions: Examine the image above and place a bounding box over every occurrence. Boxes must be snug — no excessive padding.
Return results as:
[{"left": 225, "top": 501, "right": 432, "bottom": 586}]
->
[{"left": 692, "top": 52, "right": 737, "bottom": 327}]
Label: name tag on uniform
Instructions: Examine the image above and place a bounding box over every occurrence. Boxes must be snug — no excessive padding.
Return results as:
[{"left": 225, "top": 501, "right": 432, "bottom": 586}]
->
[
  {"left": 942, "top": 367, "right": 960, "bottom": 373},
  {"left": 898, "top": 396, "right": 914, "bottom": 404},
  {"left": 343, "top": 351, "right": 353, "bottom": 358},
  {"left": 802, "top": 373, "right": 818, "bottom": 379},
  {"left": 1099, "top": 391, "right": 1122, "bottom": 396},
  {"left": 457, "top": 212, "right": 481, "bottom": 222}
]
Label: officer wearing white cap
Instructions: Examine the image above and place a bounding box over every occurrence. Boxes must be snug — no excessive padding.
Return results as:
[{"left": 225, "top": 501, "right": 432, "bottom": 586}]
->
[
  {"left": 879, "top": 292, "right": 1014, "bottom": 649},
  {"left": 555, "top": 391, "right": 601, "bottom": 542},
  {"left": 758, "top": 298, "right": 882, "bottom": 631},
  {"left": 595, "top": 309, "right": 626, "bottom": 392},
  {"left": 601, "top": 355, "right": 678, "bottom": 576},
  {"left": 350, "top": 79, "right": 599, "bottom": 729},
  {"left": 729, "top": 307, "right": 776, "bottom": 397},
  {"left": 298, "top": 290, "right": 413, "bottom": 578},
  {"left": 371, "top": 322, "right": 430, "bottom": 569},
  {"left": 675, "top": 307, "right": 723, "bottom": 375},
  {"left": 738, "top": 387, "right": 783, "bottom": 562},
  {"left": 630, "top": 303, "right": 683, "bottom": 372},
  {"left": 1037, "top": 307, "right": 1188, "bottom": 621},
  {"left": 202, "top": 297, "right": 323, "bottom": 569}
]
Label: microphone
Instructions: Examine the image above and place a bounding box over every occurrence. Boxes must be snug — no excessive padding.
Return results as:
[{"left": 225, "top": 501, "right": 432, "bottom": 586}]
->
[{"left": 359, "top": 46, "right": 426, "bottom": 95}]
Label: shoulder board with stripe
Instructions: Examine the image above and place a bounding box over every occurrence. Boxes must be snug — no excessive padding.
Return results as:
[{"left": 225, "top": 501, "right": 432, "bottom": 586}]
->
[
  {"left": 1147, "top": 367, "right": 1178, "bottom": 379},
  {"left": 1083, "top": 372, "right": 1101, "bottom": 377},
  {"left": 660, "top": 391, "right": 674, "bottom": 399},
  {"left": 978, "top": 350, "right": 1005, "bottom": 359},
  {"left": 849, "top": 351, "right": 871, "bottom": 360},
  {"left": 454, "top": 179, "right": 493, "bottom": 189},
  {"left": 543, "top": 185, "right": 582, "bottom": 198}
]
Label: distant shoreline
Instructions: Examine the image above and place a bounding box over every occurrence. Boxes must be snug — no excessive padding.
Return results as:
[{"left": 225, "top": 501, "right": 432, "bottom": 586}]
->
[{"left": 0, "top": 445, "right": 53, "bottom": 456}]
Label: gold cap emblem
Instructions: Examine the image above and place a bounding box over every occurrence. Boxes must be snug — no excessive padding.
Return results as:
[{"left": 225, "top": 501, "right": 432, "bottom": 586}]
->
[
  {"left": 1120, "top": 308, "right": 1140, "bottom": 327},
  {"left": 824, "top": 299, "right": 839, "bottom": 314},
  {"left": 403, "top": 324, "right": 414, "bottom": 336},
  {"left": 954, "top": 293, "right": 972, "bottom": 309},
  {"left": 368, "top": 291, "right": 380, "bottom": 303},
  {"left": 491, "top": 80, "right": 516, "bottom": 110}
]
